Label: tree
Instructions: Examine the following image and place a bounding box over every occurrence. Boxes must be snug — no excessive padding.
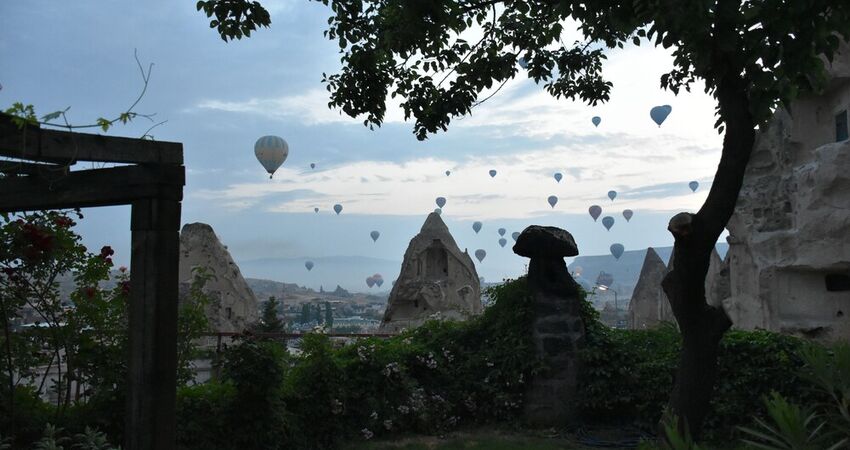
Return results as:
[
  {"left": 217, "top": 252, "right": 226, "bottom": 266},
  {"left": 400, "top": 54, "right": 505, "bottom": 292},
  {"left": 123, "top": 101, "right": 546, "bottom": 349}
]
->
[
  {"left": 200, "top": 0, "right": 850, "bottom": 437},
  {"left": 300, "top": 303, "right": 310, "bottom": 324},
  {"left": 257, "top": 296, "right": 285, "bottom": 333},
  {"left": 324, "top": 302, "right": 333, "bottom": 329}
]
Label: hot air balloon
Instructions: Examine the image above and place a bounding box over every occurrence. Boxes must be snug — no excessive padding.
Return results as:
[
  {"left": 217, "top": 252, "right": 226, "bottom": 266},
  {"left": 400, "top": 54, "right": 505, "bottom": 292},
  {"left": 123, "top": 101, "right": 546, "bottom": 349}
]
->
[
  {"left": 375, "top": 278, "right": 384, "bottom": 287},
  {"left": 592, "top": 116, "right": 601, "bottom": 127},
  {"left": 554, "top": 172, "right": 563, "bottom": 183},
  {"left": 436, "top": 197, "right": 447, "bottom": 208},
  {"left": 489, "top": 169, "right": 497, "bottom": 178},
  {"left": 511, "top": 231, "right": 520, "bottom": 242},
  {"left": 474, "top": 249, "right": 486, "bottom": 262},
  {"left": 607, "top": 190, "right": 617, "bottom": 201},
  {"left": 610, "top": 243, "right": 625, "bottom": 260},
  {"left": 305, "top": 261, "right": 314, "bottom": 271},
  {"left": 370, "top": 231, "right": 380, "bottom": 242},
  {"left": 498, "top": 228, "right": 506, "bottom": 236},
  {"left": 310, "top": 163, "right": 316, "bottom": 169},
  {"left": 472, "top": 221, "right": 482, "bottom": 233},
  {"left": 254, "top": 135, "right": 289, "bottom": 179},
  {"left": 366, "top": 277, "right": 375, "bottom": 288},
  {"left": 434, "top": 208, "right": 442, "bottom": 215},
  {"left": 623, "top": 209, "right": 634, "bottom": 222},
  {"left": 445, "top": 170, "right": 451, "bottom": 176},
  {"left": 333, "top": 204, "right": 343, "bottom": 215},
  {"left": 548, "top": 195, "right": 558, "bottom": 208},
  {"left": 650, "top": 105, "right": 672, "bottom": 127},
  {"left": 596, "top": 271, "right": 614, "bottom": 287},
  {"left": 314, "top": 207, "right": 319, "bottom": 213},
  {"left": 602, "top": 216, "right": 615, "bottom": 231},
  {"left": 689, "top": 181, "right": 699, "bottom": 192},
  {"left": 498, "top": 238, "right": 507, "bottom": 248},
  {"left": 589, "top": 205, "right": 602, "bottom": 221},
  {"left": 518, "top": 57, "right": 528, "bottom": 69}
]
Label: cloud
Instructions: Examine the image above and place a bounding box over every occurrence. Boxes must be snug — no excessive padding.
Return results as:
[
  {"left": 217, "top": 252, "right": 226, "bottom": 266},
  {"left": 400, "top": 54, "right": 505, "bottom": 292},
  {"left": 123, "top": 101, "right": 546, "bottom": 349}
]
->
[
  {"left": 196, "top": 143, "right": 720, "bottom": 220},
  {"left": 192, "top": 87, "right": 410, "bottom": 126}
]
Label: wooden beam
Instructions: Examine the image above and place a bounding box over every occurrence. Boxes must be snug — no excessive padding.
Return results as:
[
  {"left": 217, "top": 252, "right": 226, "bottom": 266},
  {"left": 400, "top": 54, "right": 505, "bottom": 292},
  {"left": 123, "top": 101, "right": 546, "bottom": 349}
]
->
[
  {"left": 0, "top": 164, "right": 184, "bottom": 212},
  {"left": 0, "top": 113, "right": 183, "bottom": 165},
  {"left": 0, "top": 160, "right": 70, "bottom": 176},
  {"left": 127, "top": 198, "right": 180, "bottom": 450}
]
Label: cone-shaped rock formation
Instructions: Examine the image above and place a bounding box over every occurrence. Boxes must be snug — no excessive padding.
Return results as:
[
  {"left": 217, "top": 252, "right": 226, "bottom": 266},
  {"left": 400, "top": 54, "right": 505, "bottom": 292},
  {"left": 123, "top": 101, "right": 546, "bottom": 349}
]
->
[
  {"left": 380, "top": 213, "right": 482, "bottom": 332},
  {"left": 179, "top": 223, "right": 258, "bottom": 332}
]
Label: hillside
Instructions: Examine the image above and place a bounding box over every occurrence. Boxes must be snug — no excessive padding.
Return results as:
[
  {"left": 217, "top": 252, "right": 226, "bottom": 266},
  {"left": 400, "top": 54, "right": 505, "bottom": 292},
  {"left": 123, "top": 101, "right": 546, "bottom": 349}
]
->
[
  {"left": 568, "top": 243, "right": 728, "bottom": 301},
  {"left": 237, "top": 255, "right": 401, "bottom": 293},
  {"left": 245, "top": 278, "right": 388, "bottom": 306}
]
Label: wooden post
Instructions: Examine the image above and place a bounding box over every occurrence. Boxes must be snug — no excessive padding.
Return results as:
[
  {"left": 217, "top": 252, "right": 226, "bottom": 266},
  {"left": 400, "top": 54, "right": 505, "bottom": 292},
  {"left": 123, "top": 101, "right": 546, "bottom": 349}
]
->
[{"left": 127, "top": 198, "right": 181, "bottom": 450}]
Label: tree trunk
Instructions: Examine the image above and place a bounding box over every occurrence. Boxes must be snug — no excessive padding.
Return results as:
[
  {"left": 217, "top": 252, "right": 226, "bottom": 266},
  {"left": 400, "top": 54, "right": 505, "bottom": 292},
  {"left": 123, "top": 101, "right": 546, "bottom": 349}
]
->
[{"left": 662, "top": 73, "right": 756, "bottom": 438}]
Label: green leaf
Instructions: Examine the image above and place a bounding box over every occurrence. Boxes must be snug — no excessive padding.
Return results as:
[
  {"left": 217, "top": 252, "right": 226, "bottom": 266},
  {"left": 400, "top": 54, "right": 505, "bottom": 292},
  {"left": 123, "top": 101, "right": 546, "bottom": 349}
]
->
[
  {"left": 40, "top": 110, "right": 63, "bottom": 122},
  {"left": 96, "top": 118, "right": 111, "bottom": 132}
]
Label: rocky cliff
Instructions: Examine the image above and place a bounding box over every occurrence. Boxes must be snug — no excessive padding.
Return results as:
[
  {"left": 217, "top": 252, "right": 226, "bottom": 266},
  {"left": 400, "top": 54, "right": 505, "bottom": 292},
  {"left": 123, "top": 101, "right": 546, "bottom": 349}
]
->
[
  {"left": 717, "top": 44, "right": 850, "bottom": 340},
  {"left": 179, "top": 223, "right": 258, "bottom": 332}
]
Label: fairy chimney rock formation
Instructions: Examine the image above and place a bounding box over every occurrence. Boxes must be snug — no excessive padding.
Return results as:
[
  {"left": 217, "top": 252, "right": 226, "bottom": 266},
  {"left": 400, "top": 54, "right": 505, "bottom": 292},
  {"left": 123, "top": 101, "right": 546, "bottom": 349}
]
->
[
  {"left": 179, "top": 223, "right": 258, "bottom": 332},
  {"left": 512, "top": 225, "right": 584, "bottom": 427},
  {"left": 708, "top": 42, "right": 850, "bottom": 340},
  {"left": 380, "top": 213, "right": 482, "bottom": 332},
  {"left": 628, "top": 247, "right": 673, "bottom": 329}
]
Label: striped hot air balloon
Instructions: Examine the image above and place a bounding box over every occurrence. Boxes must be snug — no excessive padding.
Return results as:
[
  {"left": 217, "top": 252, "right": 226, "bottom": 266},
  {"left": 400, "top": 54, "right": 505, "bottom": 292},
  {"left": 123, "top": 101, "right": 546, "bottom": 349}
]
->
[{"left": 254, "top": 135, "right": 289, "bottom": 179}]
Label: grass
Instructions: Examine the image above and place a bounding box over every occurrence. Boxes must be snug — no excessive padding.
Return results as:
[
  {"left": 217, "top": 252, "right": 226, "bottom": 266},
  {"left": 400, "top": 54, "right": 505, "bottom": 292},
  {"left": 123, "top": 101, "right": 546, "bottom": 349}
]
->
[
  {"left": 345, "top": 428, "right": 615, "bottom": 450},
  {"left": 343, "top": 427, "right": 752, "bottom": 450}
]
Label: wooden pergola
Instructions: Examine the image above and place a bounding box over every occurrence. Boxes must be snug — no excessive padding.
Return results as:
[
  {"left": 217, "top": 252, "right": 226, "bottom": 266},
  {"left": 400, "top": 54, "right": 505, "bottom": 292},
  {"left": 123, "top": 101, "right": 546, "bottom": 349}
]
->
[{"left": 0, "top": 112, "right": 184, "bottom": 450}]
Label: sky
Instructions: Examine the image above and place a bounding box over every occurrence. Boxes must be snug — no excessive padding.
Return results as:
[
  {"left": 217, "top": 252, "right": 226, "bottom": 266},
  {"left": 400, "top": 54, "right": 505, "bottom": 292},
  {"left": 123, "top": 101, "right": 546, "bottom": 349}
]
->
[{"left": 0, "top": 1, "right": 726, "bottom": 292}]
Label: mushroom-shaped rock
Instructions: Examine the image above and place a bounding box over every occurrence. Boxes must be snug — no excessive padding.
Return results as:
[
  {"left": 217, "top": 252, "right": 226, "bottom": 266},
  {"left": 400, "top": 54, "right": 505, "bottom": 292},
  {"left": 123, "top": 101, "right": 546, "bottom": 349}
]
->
[{"left": 512, "top": 225, "right": 578, "bottom": 259}]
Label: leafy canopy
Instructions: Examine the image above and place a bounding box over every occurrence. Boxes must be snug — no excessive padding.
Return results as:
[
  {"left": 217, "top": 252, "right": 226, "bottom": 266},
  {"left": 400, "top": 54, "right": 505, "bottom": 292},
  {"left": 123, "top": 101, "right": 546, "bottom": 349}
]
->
[{"left": 202, "top": 0, "right": 850, "bottom": 139}]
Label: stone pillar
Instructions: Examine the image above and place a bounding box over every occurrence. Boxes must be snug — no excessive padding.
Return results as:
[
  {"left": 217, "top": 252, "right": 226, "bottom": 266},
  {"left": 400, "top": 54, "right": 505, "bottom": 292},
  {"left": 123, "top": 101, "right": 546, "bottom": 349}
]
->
[{"left": 513, "top": 226, "right": 584, "bottom": 427}]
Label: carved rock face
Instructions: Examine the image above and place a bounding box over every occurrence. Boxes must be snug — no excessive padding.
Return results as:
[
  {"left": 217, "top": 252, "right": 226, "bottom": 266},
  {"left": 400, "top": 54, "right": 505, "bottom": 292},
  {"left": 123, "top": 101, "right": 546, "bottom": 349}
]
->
[
  {"left": 381, "top": 213, "right": 482, "bottom": 331},
  {"left": 513, "top": 225, "right": 579, "bottom": 258}
]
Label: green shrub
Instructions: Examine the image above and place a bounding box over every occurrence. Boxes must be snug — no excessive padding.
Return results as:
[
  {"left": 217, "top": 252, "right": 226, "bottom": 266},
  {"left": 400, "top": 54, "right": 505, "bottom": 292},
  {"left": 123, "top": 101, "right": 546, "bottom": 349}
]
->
[
  {"left": 281, "top": 277, "right": 540, "bottom": 448},
  {"left": 706, "top": 330, "right": 811, "bottom": 440},
  {"left": 176, "top": 382, "right": 236, "bottom": 450},
  {"left": 578, "top": 322, "right": 814, "bottom": 441},
  {"left": 579, "top": 323, "right": 681, "bottom": 424}
]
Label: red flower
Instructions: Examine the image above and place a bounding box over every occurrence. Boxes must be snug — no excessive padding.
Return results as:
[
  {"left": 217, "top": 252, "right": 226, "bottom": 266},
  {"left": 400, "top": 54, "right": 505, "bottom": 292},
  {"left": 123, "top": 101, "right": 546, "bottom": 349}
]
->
[
  {"left": 53, "top": 216, "right": 75, "bottom": 228},
  {"left": 84, "top": 287, "right": 97, "bottom": 299},
  {"left": 99, "top": 246, "right": 114, "bottom": 259},
  {"left": 120, "top": 281, "right": 131, "bottom": 295},
  {"left": 119, "top": 266, "right": 127, "bottom": 273}
]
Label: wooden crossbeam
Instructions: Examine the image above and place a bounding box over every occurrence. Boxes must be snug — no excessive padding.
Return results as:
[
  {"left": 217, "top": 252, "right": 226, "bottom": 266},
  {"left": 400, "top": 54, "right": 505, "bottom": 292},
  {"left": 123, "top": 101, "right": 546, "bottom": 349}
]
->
[
  {"left": 0, "top": 160, "right": 70, "bottom": 176},
  {"left": 0, "top": 113, "right": 183, "bottom": 165},
  {"left": 0, "top": 164, "right": 184, "bottom": 212}
]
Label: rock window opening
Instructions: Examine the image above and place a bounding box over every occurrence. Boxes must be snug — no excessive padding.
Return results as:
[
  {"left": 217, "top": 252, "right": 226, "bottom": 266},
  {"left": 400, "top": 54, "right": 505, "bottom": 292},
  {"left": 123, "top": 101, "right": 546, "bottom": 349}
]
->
[
  {"left": 426, "top": 244, "right": 449, "bottom": 278},
  {"left": 825, "top": 273, "right": 850, "bottom": 292},
  {"left": 836, "top": 109, "right": 848, "bottom": 142},
  {"left": 225, "top": 307, "right": 233, "bottom": 319}
]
